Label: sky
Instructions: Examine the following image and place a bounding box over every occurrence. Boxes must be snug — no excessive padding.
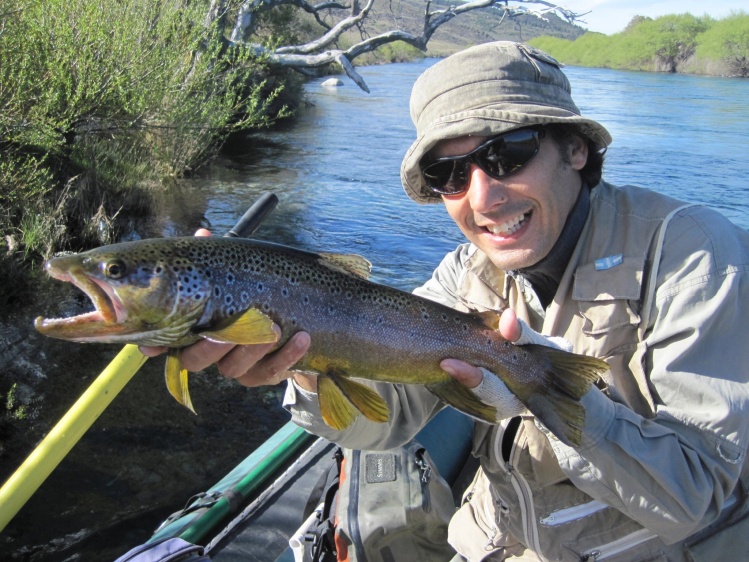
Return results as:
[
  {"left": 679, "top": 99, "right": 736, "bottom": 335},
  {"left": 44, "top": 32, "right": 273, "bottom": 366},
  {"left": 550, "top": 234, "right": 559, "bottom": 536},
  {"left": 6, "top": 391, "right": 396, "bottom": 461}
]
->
[{"left": 560, "top": 0, "right": 747, "bottom": 35}]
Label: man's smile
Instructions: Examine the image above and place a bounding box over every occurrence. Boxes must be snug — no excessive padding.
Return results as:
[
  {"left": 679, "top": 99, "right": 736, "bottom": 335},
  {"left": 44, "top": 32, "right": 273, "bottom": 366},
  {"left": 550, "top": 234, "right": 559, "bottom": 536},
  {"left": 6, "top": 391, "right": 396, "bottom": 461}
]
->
[{"left": 479, "top": 211, "right": 532, "bottom": 238}]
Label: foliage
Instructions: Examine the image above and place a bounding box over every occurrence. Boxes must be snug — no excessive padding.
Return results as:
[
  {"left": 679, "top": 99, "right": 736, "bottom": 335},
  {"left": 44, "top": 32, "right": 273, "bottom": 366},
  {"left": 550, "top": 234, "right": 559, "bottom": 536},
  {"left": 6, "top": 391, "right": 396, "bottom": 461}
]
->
[
  {"left": 531, "top": 12, "right": 748, "bottom": 75},
  {"left": 696, "top": 12, "right": 749, "bottom": 77},
  {"left": 0, "top": 0, "right": 293, "bottom": 264}
]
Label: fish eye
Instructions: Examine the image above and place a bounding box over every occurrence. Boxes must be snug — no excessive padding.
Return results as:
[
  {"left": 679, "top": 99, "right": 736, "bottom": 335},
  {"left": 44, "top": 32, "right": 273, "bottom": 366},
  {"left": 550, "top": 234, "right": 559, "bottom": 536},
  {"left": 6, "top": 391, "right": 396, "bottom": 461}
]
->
[{"left": 102, "top": 259, "right": 126, "bottom": 279}]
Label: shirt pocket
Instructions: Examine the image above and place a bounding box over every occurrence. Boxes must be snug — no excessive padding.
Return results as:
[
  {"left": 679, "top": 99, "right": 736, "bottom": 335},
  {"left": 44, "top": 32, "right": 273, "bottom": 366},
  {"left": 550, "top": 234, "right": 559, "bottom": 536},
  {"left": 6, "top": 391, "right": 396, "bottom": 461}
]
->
[{"left": 573, "top": 257, "right": 645, "bottom": 337}]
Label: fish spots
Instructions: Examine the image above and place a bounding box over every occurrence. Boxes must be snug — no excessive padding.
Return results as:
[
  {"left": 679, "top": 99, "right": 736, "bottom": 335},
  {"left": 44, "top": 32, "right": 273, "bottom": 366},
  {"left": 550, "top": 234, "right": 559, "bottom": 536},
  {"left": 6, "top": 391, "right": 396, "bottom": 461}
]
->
[
  {"left": 281, "top": 288, "right": 289, "bottom": 298},
  {"left": 302, "top": 296, "right": 310, "bottom": 305}
]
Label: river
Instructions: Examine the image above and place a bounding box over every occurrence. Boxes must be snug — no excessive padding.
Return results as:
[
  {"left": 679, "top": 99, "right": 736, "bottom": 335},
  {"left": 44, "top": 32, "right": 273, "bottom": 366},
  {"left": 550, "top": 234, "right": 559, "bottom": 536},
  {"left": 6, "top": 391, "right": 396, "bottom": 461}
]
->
[{"left": 2, "top": 59, "right": 747, "bottom": 561}]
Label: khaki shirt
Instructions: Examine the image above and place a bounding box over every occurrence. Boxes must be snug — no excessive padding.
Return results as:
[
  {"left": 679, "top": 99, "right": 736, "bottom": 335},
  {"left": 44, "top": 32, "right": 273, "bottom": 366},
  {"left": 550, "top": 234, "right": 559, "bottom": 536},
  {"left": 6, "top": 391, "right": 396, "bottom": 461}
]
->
[{"left": 285, "top": 181, "right": 749, "bottom": 561}]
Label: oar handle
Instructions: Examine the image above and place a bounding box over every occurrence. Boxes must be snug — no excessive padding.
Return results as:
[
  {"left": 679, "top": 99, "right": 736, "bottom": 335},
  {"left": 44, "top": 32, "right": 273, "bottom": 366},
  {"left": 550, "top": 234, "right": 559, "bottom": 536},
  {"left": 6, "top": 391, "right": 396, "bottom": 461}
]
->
[
  {"left": 0, "top": 193, "right": 278, "bottom": 533},
  {"left": 224, "top": 193, "right": 278, "bottom": 238}
]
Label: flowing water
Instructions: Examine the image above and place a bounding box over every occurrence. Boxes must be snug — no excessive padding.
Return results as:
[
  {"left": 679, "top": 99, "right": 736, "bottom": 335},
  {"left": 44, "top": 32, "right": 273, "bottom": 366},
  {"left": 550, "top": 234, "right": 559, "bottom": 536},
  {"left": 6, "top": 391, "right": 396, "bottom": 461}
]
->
[{"left": 3, "top": 60, "right": 747, "bottom": 561}]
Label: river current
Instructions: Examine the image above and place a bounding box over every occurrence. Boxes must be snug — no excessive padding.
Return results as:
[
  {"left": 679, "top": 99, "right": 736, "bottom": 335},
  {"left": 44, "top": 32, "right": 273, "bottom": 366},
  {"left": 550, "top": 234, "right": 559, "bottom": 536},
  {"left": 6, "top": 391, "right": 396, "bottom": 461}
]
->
[
  {"left": 147, "top": 60, "right": 749, "bottom": 292},
  {"left": 3, "top": 60, "right": 747, "bottom": 561}
]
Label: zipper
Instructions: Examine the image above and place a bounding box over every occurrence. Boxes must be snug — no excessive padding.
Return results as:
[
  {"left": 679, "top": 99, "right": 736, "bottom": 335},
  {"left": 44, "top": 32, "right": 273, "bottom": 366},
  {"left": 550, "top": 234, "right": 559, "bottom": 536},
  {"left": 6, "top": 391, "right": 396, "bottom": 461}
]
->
[
  {"left": 414, "top": 448, "right": 432, "bottom": 511},
  {"left": 496, "top": 427, "right": 546, "bottom": 561},
  {"left": 580, "top": 528, "right": 657, "bottom": 560},
  {"left": 540, "top": 500, "right": 609, "bottom": 526}
]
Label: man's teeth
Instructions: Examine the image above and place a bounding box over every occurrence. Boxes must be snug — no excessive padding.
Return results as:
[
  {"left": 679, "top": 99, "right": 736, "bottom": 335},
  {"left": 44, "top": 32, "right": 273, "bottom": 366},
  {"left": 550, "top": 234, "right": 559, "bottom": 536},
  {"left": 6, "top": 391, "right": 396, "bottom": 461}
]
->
[{"left": 488, "top": 213, "right": 528, "bottom": 236}]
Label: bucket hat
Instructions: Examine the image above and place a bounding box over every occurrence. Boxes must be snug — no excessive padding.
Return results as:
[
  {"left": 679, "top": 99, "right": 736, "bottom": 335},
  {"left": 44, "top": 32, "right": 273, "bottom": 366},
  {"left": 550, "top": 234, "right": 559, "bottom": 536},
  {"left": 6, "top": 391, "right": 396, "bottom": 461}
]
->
[{"left": 401, "top": 41, "right": 612, "bottom": 203}]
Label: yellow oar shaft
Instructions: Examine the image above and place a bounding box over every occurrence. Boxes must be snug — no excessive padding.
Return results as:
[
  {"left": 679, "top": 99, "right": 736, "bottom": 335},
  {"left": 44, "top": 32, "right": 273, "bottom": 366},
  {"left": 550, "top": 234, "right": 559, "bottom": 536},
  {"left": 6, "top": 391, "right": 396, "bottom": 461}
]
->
[{"left": 0, "top": 344, "right": 147, "bottom": 532}]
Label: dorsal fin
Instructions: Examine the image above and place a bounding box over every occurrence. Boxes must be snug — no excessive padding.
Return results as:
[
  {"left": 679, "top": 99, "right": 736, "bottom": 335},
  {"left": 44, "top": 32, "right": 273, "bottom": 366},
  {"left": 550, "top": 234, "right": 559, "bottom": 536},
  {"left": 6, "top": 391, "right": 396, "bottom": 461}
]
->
[{"left": 319, "top": 252, "right": 372, "bottom": 279}]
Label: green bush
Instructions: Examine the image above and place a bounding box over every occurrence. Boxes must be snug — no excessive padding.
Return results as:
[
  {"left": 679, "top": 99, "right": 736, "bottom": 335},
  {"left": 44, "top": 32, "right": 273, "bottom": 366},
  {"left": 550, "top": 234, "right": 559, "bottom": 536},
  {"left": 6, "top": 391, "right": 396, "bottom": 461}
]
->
[
  {"left": 0, "top": 0, "right": 292, "bottom": 263},
  {"left": 696, "top": 12, "right": 749, "bottom": 76},
  {"left": 531, "top": 12, "right": 747, "bottom": 75}
]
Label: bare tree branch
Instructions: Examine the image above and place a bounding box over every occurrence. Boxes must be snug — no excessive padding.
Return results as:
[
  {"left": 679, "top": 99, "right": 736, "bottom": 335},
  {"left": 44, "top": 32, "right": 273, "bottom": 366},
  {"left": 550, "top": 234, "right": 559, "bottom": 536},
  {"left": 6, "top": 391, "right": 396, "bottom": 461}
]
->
[{"left": 229, "top": 0, "right": 585, "bottom": 91}]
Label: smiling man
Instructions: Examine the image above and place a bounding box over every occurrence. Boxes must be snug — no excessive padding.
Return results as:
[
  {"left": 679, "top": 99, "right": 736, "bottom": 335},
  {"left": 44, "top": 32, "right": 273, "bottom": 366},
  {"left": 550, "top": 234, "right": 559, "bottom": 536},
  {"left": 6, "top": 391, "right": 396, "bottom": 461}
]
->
[{"left": 142, "top": 42, "right": 749, "bottom": 561}]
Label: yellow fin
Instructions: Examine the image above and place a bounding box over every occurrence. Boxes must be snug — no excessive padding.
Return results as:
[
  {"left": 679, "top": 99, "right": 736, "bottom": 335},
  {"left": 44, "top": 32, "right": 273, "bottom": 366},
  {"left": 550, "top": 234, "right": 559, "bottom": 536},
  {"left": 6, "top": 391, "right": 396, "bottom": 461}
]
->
[
  {"left": 476, "top": 310, "right": 500, "bottom": 331},
  {"left": 319, "top": 252, "right": 372, "bottom": 280},
  {"left": 165, "top": 350, "right": 196, "bottom": 414},
  {"left": 318, "top": 375, "right": 358, "bottom": 430},
  {"left": 332, "top": 375, "right": 389, "bottom": 423},
  {"left": 200, "top": 308, "right": 278, "bottom": 345}
]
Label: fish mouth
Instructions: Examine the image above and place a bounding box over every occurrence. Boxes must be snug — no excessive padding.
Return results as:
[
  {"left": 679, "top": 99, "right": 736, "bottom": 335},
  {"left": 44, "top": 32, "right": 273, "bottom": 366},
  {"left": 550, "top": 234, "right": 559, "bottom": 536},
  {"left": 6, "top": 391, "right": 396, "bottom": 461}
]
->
[{"left": 34, "top": 261, "right": 126, "bottom": 340}]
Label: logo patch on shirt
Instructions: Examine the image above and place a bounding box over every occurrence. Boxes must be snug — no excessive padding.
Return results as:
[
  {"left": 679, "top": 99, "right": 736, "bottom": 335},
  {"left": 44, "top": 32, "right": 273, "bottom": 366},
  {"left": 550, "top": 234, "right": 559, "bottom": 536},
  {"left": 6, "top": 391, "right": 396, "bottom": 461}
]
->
[{"left": 595, "top": 254, "right": 623, "bottom": 271}]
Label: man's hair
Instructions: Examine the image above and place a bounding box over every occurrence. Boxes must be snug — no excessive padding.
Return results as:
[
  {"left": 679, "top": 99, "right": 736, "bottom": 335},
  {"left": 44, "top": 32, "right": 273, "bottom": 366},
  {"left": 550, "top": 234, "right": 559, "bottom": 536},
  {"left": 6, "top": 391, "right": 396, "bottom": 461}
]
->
[{"left": 546, "top": 125, "right": 605, "bottom": 187}]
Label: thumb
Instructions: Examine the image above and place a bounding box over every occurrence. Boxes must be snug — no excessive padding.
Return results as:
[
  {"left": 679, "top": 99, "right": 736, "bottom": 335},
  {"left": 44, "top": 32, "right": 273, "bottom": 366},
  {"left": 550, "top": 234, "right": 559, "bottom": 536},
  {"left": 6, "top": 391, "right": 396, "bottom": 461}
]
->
[{"left": 441, "top": 358, "right": 484, "bottom": 389}]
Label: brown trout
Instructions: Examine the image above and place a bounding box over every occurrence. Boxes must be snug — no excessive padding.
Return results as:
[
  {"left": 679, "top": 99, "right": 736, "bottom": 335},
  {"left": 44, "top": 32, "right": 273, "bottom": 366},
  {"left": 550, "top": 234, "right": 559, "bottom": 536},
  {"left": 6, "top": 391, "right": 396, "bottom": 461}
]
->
[{"left": 35, "top": 237, "right": 608, "bottom": 446}]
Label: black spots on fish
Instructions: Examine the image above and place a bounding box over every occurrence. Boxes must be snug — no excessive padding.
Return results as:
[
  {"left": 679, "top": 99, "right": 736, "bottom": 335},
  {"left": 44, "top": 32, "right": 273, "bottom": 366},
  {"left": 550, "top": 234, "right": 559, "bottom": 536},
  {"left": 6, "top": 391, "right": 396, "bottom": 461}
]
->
[
  {"left": 262, "top": 302, "right": 271, "bottom": 312},
  {"left": 302, "top": 295, "right": 310, "bottom": 305},
  {"left": 504, "top": 341, "right": 511, "bottom": 348},
  {"left": 240, "top": 291, "right": 250, "bottom": 304},
  {"left": 419, "top": 306, "right": 430, "bottom": 320},
  {"left": 345, "top": 291, "right": 353, "bottom": 300},
  {"left": 281, "top": 287, "right": 289, "bottom": 298},
  {"left": 441, "top": 313, "right": 449, "bottom": 322},
  {"left": 461, "top": 323, "right": 469, "bottom": 332},
  {"left": 226, "top": 273, "right": 235, "bottom": 285},
  {"left": 214, "top": 286, "right": 222, "bottom": 298},
  {"left": 256, "top": 282, "right": 265, "bottom": 293},
  {"left": 225, "top": 294, "right": 233, "bottom": 305},
  {"left": 375, "top": 315, "right": 385, "bottom": 326},
  {"left": 226, "top": 306, "right": 237, "bottom": 316}
]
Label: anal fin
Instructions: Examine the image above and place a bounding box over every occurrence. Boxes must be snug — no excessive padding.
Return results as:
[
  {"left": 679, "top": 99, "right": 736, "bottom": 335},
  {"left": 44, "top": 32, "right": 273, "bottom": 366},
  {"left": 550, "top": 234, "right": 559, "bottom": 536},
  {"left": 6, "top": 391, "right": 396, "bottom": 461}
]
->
[
  {"left": 426, "top": 378, "right": 497, "bottom": 424},
  {"left": 165, "top": 349, "right": 196, "bottom": 414}
]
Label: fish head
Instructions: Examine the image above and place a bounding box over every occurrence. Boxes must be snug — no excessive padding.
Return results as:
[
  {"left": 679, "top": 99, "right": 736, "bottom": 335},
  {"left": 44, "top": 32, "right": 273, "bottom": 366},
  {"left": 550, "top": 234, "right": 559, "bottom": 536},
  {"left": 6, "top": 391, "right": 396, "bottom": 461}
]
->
[{"left": 34, "top": 240, "right": 211, "bottom": 345}]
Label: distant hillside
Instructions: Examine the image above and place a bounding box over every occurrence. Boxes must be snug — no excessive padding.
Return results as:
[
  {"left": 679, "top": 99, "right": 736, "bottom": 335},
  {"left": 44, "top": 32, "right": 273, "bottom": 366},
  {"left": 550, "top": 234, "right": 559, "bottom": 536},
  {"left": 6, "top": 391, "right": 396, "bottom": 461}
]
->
[{"left": 357, "top": 0, "right": 586, "bottom": 56}]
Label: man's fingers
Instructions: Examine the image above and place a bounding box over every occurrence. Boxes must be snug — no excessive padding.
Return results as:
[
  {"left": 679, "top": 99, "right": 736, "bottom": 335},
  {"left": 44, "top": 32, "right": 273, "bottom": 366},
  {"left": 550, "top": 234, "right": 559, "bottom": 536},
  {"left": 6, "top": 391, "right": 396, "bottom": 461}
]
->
[
  {"left": 229, "top": 332, "right": 312, "bottom": 387},
  {"left": 440, "top": 358, "right": 483, "bottom": 389}
]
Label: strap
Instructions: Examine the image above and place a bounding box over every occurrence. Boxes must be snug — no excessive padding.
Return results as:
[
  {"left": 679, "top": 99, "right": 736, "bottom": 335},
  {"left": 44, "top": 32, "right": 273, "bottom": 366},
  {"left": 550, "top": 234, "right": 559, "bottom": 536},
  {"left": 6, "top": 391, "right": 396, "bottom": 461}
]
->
[
  {"left": 629, "top": 203, "right": 699, "bottom": 416},
  {"left": 639, "top": 203, "right": 699, "bottom": 339}
]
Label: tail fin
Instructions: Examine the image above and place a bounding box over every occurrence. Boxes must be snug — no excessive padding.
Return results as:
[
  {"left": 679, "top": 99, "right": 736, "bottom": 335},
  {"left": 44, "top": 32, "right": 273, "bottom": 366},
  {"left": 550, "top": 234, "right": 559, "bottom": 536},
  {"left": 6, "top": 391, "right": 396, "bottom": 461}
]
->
[{"left": 523, "top": 345, "right": 608, "bottom": 447}]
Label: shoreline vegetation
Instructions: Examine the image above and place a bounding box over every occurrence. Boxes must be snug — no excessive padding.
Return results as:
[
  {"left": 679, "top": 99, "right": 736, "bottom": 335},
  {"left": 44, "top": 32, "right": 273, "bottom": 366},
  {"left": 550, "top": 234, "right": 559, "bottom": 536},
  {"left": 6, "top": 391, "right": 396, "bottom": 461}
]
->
[
  {"left": 1, "top": 2, "right": 747, "bottom": 310},
  {"left": 529, "top": 12, "right": 749, "bottom": 77}
]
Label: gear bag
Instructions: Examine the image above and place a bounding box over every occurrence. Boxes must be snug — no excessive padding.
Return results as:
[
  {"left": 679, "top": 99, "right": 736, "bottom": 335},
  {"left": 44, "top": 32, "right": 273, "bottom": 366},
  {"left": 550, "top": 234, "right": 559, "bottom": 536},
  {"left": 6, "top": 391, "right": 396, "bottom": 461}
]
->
[{"left": 301, "top": 440, "right": 457, "bottom": 562}]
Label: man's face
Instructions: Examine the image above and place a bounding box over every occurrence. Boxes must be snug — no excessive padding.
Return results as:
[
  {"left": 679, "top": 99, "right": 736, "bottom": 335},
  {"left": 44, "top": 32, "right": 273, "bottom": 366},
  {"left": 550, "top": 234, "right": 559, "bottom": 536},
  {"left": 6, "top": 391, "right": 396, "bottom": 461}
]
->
[{"left": 435, "top": 132, "right": 588, "bottom": 271}]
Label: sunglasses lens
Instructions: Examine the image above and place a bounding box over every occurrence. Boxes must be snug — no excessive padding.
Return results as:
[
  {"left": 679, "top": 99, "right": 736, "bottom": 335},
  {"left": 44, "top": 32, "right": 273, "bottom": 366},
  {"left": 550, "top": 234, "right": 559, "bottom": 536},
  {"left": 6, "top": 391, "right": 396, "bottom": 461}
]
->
[
  {"left": 421, "top": 128, "right": 542, "bottom": 196},
  {"left": 478, "top": 129, "right": 541, "bottom": 177},
  {"left": 421, "top": 160, "right": 470, "bottom": 195}
]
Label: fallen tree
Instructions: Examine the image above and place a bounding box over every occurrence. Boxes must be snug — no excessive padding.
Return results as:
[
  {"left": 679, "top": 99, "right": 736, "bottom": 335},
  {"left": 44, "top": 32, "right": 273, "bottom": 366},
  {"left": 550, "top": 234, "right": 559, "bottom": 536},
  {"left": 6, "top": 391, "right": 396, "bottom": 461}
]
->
[{"left": 209, "top": 0, "right": 587, "bottom": 91}]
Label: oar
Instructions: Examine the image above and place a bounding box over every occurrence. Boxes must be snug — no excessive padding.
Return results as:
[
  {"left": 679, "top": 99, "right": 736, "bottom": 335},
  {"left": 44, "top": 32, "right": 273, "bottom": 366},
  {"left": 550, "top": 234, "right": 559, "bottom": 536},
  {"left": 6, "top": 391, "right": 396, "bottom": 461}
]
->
[{"left": 0, "top": 193, "right": 279, "bottom": 533}]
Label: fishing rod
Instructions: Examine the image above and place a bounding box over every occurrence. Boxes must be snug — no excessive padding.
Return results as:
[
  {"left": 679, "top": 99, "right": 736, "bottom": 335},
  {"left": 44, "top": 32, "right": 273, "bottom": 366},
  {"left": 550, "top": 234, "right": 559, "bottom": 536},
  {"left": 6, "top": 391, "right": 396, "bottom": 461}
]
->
[{"left": 0, "top": 193, "right": 279, "bottom": 533}]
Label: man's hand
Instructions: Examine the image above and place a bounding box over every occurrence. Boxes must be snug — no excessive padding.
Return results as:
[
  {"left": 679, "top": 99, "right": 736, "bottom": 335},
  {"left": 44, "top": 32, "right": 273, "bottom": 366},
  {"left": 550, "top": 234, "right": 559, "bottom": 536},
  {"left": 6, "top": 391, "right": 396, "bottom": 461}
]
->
[{"left": 138, "top": 228, "right": 316, "bottom": 390}]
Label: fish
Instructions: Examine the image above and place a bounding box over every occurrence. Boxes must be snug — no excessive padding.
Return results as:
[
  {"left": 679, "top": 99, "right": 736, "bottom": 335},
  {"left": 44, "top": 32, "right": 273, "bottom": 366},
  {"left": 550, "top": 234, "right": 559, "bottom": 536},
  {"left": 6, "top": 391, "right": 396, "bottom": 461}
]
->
[{"left": 35, "top": 236, "right": 609, "bottom": 446}]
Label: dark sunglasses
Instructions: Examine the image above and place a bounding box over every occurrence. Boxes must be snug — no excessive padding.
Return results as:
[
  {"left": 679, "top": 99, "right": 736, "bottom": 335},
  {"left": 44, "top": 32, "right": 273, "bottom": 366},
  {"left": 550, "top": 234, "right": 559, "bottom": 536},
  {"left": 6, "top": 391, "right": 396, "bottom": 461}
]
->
[{"left": 420, "top": 127, "right": 546, "bottom": 196}]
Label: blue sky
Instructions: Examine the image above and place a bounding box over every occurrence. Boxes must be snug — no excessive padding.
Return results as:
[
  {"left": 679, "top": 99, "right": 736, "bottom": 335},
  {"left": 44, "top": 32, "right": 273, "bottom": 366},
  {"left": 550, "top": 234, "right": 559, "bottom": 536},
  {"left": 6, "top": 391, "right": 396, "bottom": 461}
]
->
[{"left": 561, "top": 0, "right": 747, "bottom": 35}]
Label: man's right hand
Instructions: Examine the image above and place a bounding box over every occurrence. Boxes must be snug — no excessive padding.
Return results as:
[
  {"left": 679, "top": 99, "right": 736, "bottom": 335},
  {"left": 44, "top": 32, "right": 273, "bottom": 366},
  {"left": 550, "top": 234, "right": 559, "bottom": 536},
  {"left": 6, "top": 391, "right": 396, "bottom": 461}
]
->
[
  {"left": 138, "top": 227, "right": 316, "bottom": 390},
  {"left": 140, "top": 330, "right": 314, "bottom": 389}
]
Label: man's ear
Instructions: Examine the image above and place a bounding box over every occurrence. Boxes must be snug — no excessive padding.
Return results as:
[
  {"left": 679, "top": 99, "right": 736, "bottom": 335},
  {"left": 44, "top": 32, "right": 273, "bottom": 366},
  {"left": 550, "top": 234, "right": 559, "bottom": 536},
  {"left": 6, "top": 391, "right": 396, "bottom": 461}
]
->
[{"left": 570, "top": 133, "right": 589, "bottom": 171}]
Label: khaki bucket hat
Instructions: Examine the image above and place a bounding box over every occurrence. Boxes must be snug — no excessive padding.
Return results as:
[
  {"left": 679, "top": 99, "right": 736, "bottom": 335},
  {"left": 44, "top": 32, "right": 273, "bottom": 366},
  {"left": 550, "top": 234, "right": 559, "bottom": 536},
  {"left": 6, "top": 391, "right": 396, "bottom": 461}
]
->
[{"left": 401, "top": 41, "right": 612, "bottom": 204}]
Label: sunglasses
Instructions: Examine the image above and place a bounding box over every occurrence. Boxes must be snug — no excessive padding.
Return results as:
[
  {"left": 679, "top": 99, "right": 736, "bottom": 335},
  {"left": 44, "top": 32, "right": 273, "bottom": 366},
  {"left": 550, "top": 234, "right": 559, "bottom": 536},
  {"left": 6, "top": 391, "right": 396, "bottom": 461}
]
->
[{"left": 420, "top": 127, "right": 546, "bottom": 196}]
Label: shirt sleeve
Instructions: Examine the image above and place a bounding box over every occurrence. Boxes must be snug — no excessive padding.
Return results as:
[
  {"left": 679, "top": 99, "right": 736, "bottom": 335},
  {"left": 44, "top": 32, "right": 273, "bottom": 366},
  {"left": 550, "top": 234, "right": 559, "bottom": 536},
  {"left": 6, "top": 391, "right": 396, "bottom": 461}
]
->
[{"left": 546, "top": 208, "right": 749, "bottom": 544}]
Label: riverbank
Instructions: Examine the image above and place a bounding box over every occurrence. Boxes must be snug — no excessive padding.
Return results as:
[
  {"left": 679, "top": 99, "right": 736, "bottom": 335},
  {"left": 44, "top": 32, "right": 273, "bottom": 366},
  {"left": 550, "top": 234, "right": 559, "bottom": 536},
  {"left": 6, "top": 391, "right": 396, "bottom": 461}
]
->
[{"left": 530, "top": 12, "right": 749, "bottom": 78}]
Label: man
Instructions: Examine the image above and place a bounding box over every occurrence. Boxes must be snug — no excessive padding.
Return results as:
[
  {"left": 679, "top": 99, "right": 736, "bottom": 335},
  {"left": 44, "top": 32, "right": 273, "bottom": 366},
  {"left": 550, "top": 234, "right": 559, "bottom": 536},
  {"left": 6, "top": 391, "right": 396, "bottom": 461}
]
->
[{"left": 144, "top": 42, "right": 749, "bottom": 560}]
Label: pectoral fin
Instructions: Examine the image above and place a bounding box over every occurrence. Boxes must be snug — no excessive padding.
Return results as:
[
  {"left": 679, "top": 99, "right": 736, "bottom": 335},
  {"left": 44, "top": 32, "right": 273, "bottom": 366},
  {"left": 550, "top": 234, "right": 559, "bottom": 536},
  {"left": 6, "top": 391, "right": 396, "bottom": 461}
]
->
[
  {"left": 165, "top": 350, "right": 196, "bottom": 414},
  {"left": 199, "top": 308, "right": 278, "bottom": 345},
  {"left": 318, "top": 375, "right": 358, "bottom": 430}
]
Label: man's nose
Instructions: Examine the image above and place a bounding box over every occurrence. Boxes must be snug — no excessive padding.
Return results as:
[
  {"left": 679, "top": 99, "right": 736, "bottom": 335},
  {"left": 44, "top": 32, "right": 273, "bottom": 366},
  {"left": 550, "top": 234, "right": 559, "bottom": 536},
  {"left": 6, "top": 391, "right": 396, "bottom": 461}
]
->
[{"left": 467, "top": 164, "right": 507, "bottom": 212}]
